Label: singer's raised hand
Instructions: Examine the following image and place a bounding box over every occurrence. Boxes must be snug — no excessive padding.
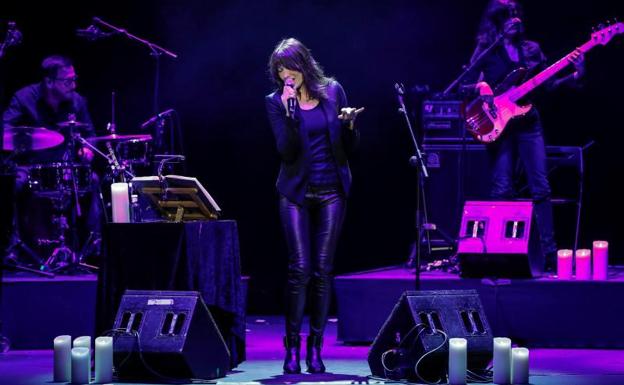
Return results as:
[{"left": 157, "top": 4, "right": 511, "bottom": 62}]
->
[
  {"left": 338, "top": 107, "right": 364, "bottom": 130},
  {"left": 338, "top": 107, "right": 364, "bottom": 121}
]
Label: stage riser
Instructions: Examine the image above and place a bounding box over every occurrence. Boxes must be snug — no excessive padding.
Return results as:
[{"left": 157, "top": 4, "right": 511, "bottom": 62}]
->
[
  {"left": 335, "top": 270, "right": 624, "bottom": 348},
  {"left": 1, "top": 276, "right": 98, "bottom": 349},
  {"left": 1, "top": 276, "right": 248, "bottom": 349}
]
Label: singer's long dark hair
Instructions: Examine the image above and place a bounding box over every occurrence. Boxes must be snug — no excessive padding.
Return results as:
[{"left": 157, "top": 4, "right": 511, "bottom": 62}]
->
[
  {"left": 268, "top": 38, "right": 333, "bottom": 101},
  {"left": 476, "top": 0, "right": 524, "bottom": 46}
]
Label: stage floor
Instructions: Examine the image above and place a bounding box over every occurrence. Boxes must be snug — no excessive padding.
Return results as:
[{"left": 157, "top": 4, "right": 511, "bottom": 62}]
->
[{"left": 1, "top": 316, "right": 624, "bottom": 385}]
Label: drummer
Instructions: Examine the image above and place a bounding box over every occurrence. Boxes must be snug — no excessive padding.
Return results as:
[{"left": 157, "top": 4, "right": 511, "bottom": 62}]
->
[
  {"left": 3, "top": 55, "right": 95, "bottom": 163},
  {"left": 2, "top": 55, "right": 101, "bottom": 263}
]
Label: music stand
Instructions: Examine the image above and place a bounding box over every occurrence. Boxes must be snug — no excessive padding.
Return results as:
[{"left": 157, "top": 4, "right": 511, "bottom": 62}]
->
[{"left": 131, "top": 175, "right": 221, "bottom": 222}]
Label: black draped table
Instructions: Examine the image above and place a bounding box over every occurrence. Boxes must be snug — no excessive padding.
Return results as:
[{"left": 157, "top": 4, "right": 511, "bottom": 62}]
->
[{"left": 96, "top": 220, "right": 245, "bottom": 367}]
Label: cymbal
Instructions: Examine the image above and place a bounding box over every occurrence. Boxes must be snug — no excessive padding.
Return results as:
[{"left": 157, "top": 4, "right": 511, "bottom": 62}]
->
[
  {"left": 86, "top": 133, "right": 153, "bottom": 143},
  {"left": 3, "top": 126, "right": 65, "bottom": 152},
  {"left": 57, "top": 120, "right": 90, "bottom": 129}
]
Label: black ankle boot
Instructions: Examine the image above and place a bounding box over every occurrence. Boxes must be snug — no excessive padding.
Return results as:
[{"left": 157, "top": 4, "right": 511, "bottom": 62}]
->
[
  {"left": 283, "top": 335, "right": 301, "bottom": 374},
  {"left": 306, "top": 335, "right": 326, "bottom": 374}
]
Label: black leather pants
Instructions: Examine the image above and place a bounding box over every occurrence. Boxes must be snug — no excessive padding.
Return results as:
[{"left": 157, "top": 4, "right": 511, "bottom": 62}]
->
[{"left": 279, "top": 187, "right": 346, "bottom": 338}]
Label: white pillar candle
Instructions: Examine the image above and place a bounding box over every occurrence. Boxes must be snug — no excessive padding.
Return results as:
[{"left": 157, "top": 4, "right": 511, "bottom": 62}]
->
[
  {"left": 111, "top": 182, "right": 131, "bottom": 223},
  {"left": 511, "top": 347, "right": 529, "bottom": 384},
  {"left": 73, "top": 336, "right": 91, "bottom": 351},
  {"left": 592, "top": 241, "right": 609, "bottom": 280},
  {"left": 53, "top": 335, "right": 72, "bottom": 382},
  {"left": 557, "top": 249, "right": 573, "bottom": 280},
  {"left": 448, "top": 338, "right": 467, "bottom": 385},
  {"left": 94, "top": 336, "right": 113, "bottom": 383},
  {"left": 493, "top": 337, "right": 512, "bottom": 384},
  {"left": 71, "top": 347, "right": 91, "bottom": 384},
  {"left": 575, "top": 249, "right": 591, "bottom": 280},
  {"left": 73, "top": 336, "right": 91, "bottom": 375}
]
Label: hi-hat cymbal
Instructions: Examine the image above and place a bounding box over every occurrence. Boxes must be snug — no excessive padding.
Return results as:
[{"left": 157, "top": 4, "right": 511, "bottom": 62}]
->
[
  {"left": 57, "top": 120, "right": 90, "bottom": 129},
  {"left": 86, "top": 133, "right": 153, "bottom": 143},
  {"left": 2, "top": 126, "right": 65, "bottom": 151}
]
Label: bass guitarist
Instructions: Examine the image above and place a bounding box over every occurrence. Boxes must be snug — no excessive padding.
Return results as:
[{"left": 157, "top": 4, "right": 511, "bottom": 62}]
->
[{"left": 462, "top": 0, "right": 585, "bottom": 272}]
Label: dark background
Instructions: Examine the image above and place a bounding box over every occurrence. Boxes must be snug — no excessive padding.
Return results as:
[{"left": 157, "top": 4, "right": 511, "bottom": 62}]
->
[{"left": 2, "top": 0, "right": 623, "bottom": 313}]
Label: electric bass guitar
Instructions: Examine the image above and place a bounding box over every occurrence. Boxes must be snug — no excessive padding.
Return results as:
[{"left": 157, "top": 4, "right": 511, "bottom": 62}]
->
[{"left": 465, "top": 22, "right": 623, "bottom": 143}]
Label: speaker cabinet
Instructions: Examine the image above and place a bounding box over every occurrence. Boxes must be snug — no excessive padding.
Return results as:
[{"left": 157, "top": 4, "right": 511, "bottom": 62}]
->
[
  {"left": 423, "top": 144, "right": 492, "bottom": 243},
  {"left": 458, "top": 200, "right": 543, "bottom": 278},
  {"left": 368, "top": 290, "right": 492, "bottom": 383},
  {"left": 113, "top": 290, "right": 230, "bottom": 381}
]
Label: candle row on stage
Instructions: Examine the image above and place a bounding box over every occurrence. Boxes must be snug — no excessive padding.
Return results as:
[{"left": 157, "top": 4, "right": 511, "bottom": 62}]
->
[
  {"left": 448, "top": 337, "right": 529, "bottom": 385},
  {"left": 557, "top": 241, "right": 609, "bottom": 280}
]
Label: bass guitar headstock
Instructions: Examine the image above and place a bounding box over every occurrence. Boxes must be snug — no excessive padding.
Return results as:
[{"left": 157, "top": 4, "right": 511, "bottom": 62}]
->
[{"left": 591, "top": 20, "right": 624, "bottom": 46}]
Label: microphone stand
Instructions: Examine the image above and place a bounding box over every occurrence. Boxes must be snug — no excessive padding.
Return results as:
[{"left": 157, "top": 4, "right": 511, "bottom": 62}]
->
[
  {"left": 395, "top": 83, "right": 429, "bottom": 291},
  {"left": 91, "top": 17, "right": 178, "bottom": 114},
  {"left": 443, "top": 25, "right": 514, "bottom": 95},
  {"left": 65, "top": 121, "right": 83, "bottom": 219}
]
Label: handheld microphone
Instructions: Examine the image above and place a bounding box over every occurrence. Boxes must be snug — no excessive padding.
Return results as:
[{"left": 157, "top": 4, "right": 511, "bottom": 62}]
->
[
  {"left": 285, "top": 78, "right": 296, "bottom": 116},
  {"left": 140, "top": 109, "right": 175, "bottom": 129}
]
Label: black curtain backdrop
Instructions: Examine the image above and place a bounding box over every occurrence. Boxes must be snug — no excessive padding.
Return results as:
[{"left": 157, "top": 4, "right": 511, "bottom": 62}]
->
[{"left": 2, "top": 0, "right": 623, "bottom": 313}]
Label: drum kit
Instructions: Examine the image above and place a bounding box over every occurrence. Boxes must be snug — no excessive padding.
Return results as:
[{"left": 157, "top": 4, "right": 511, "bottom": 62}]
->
[{"left": 2, "top": 121, "right": 154, "bottom": 276}]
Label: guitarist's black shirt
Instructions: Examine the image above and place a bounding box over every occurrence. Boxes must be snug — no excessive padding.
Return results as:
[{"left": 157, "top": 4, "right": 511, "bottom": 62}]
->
[
  {"left": 466, "top": 39, "right": 579, "bottom": 97},
  {"left": 471, "top": 40, "right": 545, "bottom": 89}
]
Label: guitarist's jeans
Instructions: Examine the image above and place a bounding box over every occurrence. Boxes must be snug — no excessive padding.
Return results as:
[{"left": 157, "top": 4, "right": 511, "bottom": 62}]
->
[{"left": 487, "top": 110, "right": 557, "bottom": 264}]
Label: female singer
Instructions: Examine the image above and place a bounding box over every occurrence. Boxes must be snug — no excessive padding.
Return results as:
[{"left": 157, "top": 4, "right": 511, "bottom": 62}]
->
[{"left": 265, "top": 38, "right": 363, "bottom": 374}]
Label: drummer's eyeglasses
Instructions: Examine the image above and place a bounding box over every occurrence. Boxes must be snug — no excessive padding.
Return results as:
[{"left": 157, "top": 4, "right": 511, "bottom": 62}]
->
[{"left": 53, "top": 76, "right": 78, "bottom": 87}]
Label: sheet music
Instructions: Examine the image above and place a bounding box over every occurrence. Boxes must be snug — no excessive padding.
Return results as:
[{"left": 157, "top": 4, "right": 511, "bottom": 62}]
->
[{"left": 131, "top": 174, "right": 221, "bottom": 213}]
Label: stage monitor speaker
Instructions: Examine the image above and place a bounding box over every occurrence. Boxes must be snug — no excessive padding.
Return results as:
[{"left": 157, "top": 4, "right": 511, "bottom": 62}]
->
[
  {"left": 112, "top": 290, "right": 230, "bottom": 381},
  {"left": 458, "top": 200, "right": 543, "bottom": 278},
  {"left": 368, "top": 290, "right": 492, "bottom": 383}
]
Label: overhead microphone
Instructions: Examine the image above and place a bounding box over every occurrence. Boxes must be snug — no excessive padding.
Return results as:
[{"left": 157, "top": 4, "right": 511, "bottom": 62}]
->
[
  {"left": 394, "top": 82, "right": 405, "bottom": 95},
  {"left": 285, "top": 78, "right": 297, "bottom": 116},
  {"left": 140, "top": 109, "right": 175, "bottom": 129},
  {"left": 154, "top": 154, "right": 185, "bottom": 161},
  {"left": 76, "top": 22, "right": 115, "bottom": 41}
]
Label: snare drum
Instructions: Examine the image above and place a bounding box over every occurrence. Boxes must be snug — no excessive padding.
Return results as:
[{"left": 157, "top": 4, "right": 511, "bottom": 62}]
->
[
  {"left": 116, "top": 139, "right": 152, "bottom": 166},
  {"left": 28, "top": 163, "right": 92, "bottom": 196}
]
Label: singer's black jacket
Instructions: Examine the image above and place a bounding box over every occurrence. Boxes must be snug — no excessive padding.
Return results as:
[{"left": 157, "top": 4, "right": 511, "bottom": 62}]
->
[{"left": 265, "top": 80, "right": 359, "bottom": 205}]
